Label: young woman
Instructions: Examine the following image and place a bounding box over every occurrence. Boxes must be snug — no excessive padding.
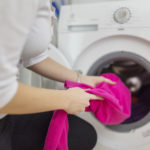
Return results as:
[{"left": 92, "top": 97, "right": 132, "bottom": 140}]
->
[{"left": 0, "top": 0, "right": 115, "bottom": 149}]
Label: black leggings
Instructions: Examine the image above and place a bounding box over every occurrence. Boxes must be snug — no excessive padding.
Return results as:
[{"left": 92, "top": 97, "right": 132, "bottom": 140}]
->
[{"left": 0, "top": 112, "right": 97, "bottom": 150}]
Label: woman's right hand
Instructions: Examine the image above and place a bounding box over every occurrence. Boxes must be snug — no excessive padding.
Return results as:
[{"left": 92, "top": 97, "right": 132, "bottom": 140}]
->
[{"left": 64, "top": 87, "right": 103, "bottom": 115}]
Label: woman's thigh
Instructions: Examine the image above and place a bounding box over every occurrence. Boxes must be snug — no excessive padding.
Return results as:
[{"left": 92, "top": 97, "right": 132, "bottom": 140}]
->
[
  {"left": 12, "top": 112, "right": 53, "bottom": 150},
  {"left": 68, "top": 115, "right": 97, "bottom": 150},
  {"left": 0, "top": 116, "right": 14, "bottom": 150},
  {"left": 10, "top": 112, "right": 97, "bottom": 150}
]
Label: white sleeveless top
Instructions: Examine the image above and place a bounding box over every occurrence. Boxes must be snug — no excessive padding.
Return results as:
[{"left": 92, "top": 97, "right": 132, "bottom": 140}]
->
[{"left": 0, "top": 0, "right": 53, "bottom": 118}]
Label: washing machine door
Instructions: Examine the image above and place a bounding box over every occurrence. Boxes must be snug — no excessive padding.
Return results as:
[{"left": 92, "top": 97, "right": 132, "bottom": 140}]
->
[
  {"left": 73, "top": 35, "right": 150, "bottom": 150},
  {"left": 19, "top": 44, "right": 71, "bottom": 90}
]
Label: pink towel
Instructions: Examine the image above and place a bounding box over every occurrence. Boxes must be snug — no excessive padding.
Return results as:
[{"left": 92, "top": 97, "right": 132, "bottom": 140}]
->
[
  {"left": 43, "top": 110, "right": 68, "bottom": 150},
  {"left": 44, "top": 73, "right": 131, "bottom": 150}
]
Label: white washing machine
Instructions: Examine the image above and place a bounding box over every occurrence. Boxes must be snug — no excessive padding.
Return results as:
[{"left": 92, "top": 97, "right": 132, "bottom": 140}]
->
[{"left": 58, "top": 0, "right": 150, "bottom": 149}]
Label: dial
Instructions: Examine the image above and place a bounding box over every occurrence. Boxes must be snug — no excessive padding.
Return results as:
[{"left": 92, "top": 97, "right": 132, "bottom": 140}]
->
[{"left": 114, "top": 7, "right": 131, "bottom": 24}]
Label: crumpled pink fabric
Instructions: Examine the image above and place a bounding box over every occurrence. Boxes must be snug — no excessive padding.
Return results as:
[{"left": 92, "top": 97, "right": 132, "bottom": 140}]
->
[
  {"left": 43, "top": 110, "right": 68, "bottom": 150},
  {"left": 44, "top": 73, "right": 131, "bottom": 150}
]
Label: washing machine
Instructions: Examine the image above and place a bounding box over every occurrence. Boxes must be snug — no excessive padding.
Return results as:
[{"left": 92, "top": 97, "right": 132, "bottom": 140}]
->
[
  {"left": 58, "top": 0, "right": 150, "bottom": 149},
  {"left": 19, "top": 44, "right": 71, "bottom": 90}
]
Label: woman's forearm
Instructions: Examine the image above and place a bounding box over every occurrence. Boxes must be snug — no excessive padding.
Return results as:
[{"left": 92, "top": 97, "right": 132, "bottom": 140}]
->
[
  {"left": 0, "top": 82, "right": 96, "bottom": 115},
  {"left": 0, "top": 82, "right": 67, "bottom": 114},
  {"left": 28, "top": 57, "right": 78, "bottom": 83}
]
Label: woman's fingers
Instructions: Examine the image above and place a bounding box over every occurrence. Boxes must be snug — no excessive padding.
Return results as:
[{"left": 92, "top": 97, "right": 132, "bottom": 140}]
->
[
  {"left": 101, "top": 77, "right": 116, "bottom": 85},
  {"left": 88, "top": 94, "right": 104, "bottom": 100},
  {"left": 83, "top": 89, "right": 104, "bottom": 100}
]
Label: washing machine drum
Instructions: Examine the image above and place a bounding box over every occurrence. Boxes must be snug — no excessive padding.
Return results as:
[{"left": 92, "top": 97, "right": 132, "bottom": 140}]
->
[{"left": 87, "top": 52, "right": 150, "bottom": 132}]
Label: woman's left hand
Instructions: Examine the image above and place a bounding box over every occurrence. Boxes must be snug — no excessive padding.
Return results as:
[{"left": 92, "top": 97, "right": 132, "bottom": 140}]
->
[{"left": 80, "top": 75, "right": 116, "bottom": 87}]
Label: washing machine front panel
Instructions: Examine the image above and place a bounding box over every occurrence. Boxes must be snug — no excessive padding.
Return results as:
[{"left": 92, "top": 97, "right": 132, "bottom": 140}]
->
[
  {"left": 58, "top": 1, "right": 150, "bottom": 149},
  {"left": 79, "top": 112, "right": 150, "bottom": 150},
  {"left": 73, "top": 35, "right": 150, "bottom": 74},
  {"left": 58, "top": 0, "right": 150, "bottom": 65},
  {"left": 59, "top": 0, "right": 150, "bottom": 31},
  {"left": 73, "top": 36, "right": 150, "bottom": 150}
]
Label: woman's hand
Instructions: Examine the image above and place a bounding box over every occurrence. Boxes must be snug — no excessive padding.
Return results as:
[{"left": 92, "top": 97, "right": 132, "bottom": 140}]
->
[
  {"left": 64, "top": 87, "right": 103, "bottom": 115},
  {"left": 63, "top": 75, "right": 115, "bottom": 115},
  {"left": 80, "top": 75, "right": 116, "bottom": 87}
]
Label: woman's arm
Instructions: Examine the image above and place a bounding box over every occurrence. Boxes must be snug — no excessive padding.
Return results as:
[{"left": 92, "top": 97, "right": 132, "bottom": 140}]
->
[
  {"left": 0, "top": 82, "right": 101, "bottom": 115},
  {"left": 28, "top": 57, "right": 115, "bottom": 86},
  {"left": 28, "top": 57, "right": 78, "bottom": 82}
]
